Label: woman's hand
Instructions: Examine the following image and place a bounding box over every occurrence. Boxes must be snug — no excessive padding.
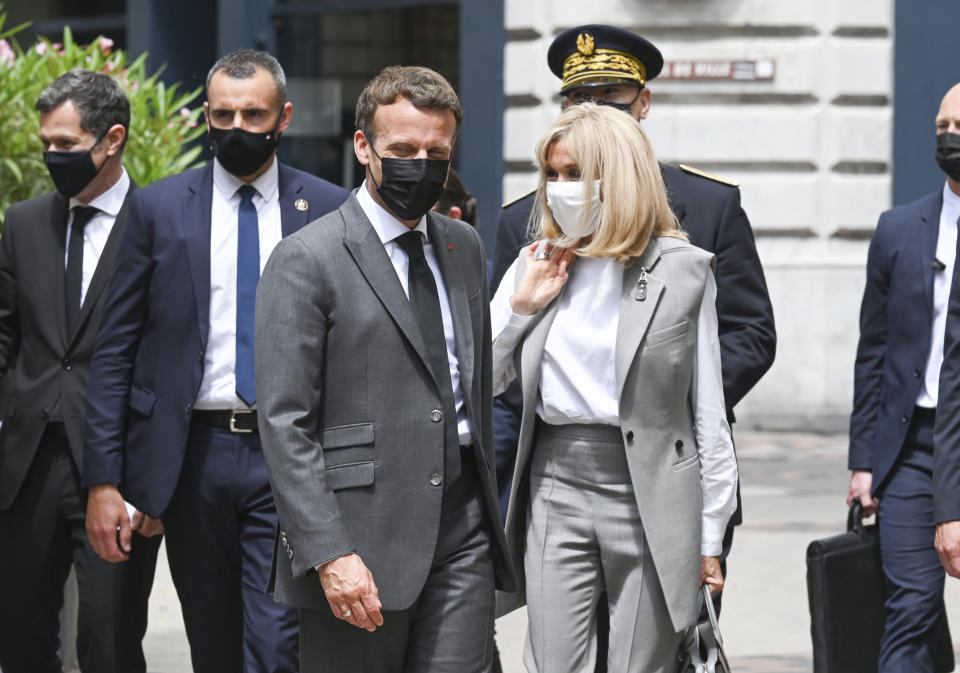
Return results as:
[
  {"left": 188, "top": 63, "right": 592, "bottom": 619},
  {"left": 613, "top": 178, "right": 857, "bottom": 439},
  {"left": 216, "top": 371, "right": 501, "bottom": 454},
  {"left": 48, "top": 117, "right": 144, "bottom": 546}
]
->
[
  {"left": 509, "top": 241, "right": 577, "bottom": 315},
  {"left": 700, "top": 555, "right": 724, "bottom": 595}
]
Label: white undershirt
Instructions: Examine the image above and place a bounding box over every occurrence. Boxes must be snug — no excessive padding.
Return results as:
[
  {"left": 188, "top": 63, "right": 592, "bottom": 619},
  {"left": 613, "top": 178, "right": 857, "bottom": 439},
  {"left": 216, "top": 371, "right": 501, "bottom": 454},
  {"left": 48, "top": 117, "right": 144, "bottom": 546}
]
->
[
  {"left": 490, "top": 250, "right": 737, "bottom": 555},
  {"left": 194, "top": 158, "right": 282, "bottom": 410},
  {"left": 356, "top": 183, "right": 473, "bottom": 445},
  {"left": 67, "top": 168, "right": 130, "bottom": 306},
  {"left": 916, "top": 181, "right": 960, "bottom": 408}
]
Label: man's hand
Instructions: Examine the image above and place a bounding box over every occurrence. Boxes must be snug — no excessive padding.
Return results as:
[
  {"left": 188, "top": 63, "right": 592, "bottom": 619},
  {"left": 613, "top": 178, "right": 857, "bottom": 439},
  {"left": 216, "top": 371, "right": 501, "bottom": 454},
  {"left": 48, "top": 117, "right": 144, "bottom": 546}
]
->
[
  {"left": 700, "top": 555, "right": 724, "bottom": 595},
  {"left": 318, "top": 553, "right": 384, "bottom": 631},
  {"left": 130, "top": 510, "right": 164, "bottom": 537},
  {"left": 846, "top": 470, "right": 879, "bottom": 516},
  {"left": 936, "top": 521, "right": 960, "bottom": 578},
  {"left": 86, "top": 484, "right": 131, "bottom": 562}
]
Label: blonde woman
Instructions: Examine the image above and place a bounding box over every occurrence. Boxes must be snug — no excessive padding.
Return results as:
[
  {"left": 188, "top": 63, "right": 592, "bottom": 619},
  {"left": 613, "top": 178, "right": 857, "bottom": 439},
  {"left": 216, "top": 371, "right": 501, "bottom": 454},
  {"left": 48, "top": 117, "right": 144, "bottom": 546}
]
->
[{"left": 491, "top": 103, "right": 738, "bottom": 673}]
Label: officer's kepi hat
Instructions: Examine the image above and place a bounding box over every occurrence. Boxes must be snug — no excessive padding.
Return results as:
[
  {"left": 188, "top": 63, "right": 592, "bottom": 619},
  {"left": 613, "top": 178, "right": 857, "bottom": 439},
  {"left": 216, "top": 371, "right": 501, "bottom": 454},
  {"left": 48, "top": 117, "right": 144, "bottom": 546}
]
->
[{"left": 547, "top": 24, "right": 664, "bottom": 94}]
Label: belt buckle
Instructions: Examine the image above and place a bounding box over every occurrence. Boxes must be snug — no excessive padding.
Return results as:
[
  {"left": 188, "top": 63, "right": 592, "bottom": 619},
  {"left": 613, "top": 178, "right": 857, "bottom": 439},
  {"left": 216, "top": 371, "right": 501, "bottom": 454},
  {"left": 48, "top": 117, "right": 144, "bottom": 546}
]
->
[{"left": 229, "top": 410, "right": 254, "bottom": 434}]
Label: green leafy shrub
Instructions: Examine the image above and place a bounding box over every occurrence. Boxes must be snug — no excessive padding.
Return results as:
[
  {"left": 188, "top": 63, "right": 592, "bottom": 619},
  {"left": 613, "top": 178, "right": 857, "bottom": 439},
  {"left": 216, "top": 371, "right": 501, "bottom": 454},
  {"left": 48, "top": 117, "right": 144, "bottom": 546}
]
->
[{"left": 0, "top": 7, "right": 205, "bottom": 227}]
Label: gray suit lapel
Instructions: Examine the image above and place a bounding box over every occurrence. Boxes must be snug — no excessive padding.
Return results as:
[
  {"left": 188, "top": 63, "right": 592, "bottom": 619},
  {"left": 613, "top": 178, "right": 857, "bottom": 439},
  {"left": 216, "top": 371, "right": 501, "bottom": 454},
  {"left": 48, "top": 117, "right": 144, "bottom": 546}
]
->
[
  {"left": 428, "top": 214, "right": 475, "bottom": 403},
  {"left": 339, "top": 196, "right": 435, "bottom": 379},
  {"left": 615, "top": 241, "right": 665, "bottom": 399}
]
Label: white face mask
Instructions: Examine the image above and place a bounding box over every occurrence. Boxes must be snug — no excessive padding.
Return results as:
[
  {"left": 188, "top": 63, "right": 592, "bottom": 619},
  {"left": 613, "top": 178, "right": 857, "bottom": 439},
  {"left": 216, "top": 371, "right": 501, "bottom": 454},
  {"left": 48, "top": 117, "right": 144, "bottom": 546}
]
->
[{"left": 545, "top": 180, "right": 602, "bottom": 240}]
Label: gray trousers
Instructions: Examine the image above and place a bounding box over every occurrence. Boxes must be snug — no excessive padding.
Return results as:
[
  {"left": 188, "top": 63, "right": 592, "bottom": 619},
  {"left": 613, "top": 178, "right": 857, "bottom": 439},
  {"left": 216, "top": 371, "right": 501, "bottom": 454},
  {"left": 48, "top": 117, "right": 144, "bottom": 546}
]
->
[
  {"left": 523, "top": 423, "right": 682, "bottom": 673},
  {"left": 299, "top": 453, "right": 495, "bottom": 673}
]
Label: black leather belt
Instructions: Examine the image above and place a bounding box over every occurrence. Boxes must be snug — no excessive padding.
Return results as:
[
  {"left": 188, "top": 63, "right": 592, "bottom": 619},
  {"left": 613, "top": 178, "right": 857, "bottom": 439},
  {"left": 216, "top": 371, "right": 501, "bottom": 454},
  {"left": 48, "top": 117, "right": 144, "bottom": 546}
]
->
[{"left": 191, "top": 409, "right": 258, "bottom": 433}]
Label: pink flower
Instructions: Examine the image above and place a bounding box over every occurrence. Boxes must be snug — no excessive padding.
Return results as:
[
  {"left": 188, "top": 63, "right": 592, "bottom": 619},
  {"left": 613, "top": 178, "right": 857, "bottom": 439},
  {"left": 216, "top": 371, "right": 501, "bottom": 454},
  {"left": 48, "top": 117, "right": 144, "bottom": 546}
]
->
[
  {"left": 98, "top": 36, "right": 114, "bottom": 53},
  {"left": 52, "top": 42, "right": 63, "bottom": 51},
  {"left": 0, "top": 39, "right": 15, "bottom": 66},
  {"left": 189, "top": 120, "right": 198, "bottom": 128},
  {"left": 103, "top": 61, "right": 116, "bottom": 72},
  {"left": 180, "top": 107, "right": 191, "bottom": 116},
  {"left": 35, "top": 42, "right": 48, "bottom": 56}
]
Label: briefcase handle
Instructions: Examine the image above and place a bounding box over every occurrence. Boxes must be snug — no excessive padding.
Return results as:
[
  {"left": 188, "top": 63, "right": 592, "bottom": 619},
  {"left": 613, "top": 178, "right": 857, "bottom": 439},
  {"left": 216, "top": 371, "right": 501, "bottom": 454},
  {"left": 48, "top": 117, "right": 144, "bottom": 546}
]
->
[{"left": 846, "top": 499, "right": 867, "bottom": 534}]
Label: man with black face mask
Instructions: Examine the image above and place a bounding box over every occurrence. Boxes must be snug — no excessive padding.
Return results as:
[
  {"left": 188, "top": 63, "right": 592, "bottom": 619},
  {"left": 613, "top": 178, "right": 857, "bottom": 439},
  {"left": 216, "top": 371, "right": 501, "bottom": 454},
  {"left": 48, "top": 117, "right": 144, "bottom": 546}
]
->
[
  {"left": 82, "top": 49, "right": 346, "bottom": 672},
  {"left": 847, "top": 82, "right": 960, "bottom": 672},
  {"left": 0, "top": 68, "right": 161, "bottom": 673},
  {"left": 253, "top": 65, "right": 515, "bottom": 673}
]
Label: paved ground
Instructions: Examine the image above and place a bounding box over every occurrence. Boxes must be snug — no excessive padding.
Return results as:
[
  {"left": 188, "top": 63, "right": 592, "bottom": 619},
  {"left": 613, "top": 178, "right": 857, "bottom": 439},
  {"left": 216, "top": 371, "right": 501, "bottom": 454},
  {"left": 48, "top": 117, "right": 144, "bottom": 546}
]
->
[{"left": 132, "top": 431, "right": 960, "bottom": 671}]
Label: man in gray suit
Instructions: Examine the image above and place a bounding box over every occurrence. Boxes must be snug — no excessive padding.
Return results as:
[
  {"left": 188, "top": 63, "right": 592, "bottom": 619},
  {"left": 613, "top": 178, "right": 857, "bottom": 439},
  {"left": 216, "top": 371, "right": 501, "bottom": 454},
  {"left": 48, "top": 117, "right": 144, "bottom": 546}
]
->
[{"left": 255, "top": 65, "right": 515, "bottom": 673}]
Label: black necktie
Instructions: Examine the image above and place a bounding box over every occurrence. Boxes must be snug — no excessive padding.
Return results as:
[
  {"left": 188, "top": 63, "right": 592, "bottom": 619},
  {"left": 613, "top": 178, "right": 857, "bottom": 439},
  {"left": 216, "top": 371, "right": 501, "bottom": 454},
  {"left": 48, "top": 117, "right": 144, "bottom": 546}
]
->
[
  {"left": 66, "top": 205, "right": 98, "bottom": 333},
  {"left": 395, "top": 230, "right": 461, "bottom": 483}
]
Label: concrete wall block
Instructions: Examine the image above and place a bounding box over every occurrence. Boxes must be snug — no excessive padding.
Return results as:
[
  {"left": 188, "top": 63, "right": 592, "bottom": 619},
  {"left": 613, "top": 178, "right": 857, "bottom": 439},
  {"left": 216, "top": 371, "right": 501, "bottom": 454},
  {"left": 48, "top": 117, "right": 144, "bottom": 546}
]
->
[
  {"left": 826, "top": 0, "right": 894, "bottom": 30},
  {"left": 550, "top": 0, "right": 819, "bottom": 29},
  {"left": 644, "top": 106, "right": 820, "bottom": 164},
  {"left": 826, "top": 174, "right": 891, "bottom": 231},
  {"left": 504, "top": 107, "right": 558, "bottom": 161},
  {"left": 724, "top": 174, "right": 821, "bottom": 231},
  {"left": 820, "top": 107, "right": 892, "bottom": 166},
  {"left": 829, "top": 40, "right": 892, "bottom": 97},
  {"left": 504, "top": 41, "right": 554, "bottom": 95}
]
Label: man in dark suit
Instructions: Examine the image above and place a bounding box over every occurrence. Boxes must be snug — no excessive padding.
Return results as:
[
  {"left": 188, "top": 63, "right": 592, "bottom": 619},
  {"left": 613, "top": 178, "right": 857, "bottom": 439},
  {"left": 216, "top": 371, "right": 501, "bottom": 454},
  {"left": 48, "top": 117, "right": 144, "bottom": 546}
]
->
[
  {"left": 254, "top": 65, "right": 514, "bottom": 673},
  {"left": 492, "top": 21, "right": 775, "bottom": 591},
  {"left": 0, "top": 69, "right": 161, "bottom": 673},
  {"left": 854, "top": 82, "right": 960, "bottom": 672},
  {"left": 82, "top": 50, "right": 347, "bottom": 672}
]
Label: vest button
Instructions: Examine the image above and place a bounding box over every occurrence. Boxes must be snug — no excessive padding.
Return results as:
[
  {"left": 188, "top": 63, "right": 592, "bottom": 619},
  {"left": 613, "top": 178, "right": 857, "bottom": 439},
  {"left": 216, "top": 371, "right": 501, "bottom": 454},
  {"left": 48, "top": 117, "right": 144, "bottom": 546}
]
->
[
  {"left": 430, "top": 409, "right": 443, "bottom": 423},
  {"left": 430, "top": 473, "right": 443, "bottom": 487},
  {"left": 625, "top": 431, "right": 634, "bottom": 442}
]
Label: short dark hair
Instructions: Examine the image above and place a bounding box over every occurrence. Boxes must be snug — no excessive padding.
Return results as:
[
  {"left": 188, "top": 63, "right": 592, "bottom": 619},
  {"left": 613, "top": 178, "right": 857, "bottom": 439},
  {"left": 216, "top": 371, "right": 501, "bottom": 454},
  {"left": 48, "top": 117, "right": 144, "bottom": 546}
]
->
[
  {"left": 355, "top": 65, "right": 463, "bottom": 146},
  {"left": 36, "top": 68, "right": 130, "bottom": 140},
  {"left": 434, "top": 169, "right": 477, "bottom": 227},
  {"left": 206, "top": 49, "right": 286, "bottom": 107}
]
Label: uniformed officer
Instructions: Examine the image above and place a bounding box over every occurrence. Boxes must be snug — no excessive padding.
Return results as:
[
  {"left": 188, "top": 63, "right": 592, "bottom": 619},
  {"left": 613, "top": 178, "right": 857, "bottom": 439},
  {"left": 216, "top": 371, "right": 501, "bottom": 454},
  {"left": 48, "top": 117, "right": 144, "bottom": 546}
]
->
[{"left": 490, "top": 24, "right": 776, "bottom": 671}]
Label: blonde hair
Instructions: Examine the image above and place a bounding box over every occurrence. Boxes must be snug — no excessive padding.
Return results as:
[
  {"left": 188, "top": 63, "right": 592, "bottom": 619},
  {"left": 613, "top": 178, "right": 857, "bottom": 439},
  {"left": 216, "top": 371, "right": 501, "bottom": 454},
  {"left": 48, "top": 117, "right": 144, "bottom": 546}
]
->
[{"left": 531, "top": 103, "right": 684, "bottom": 259}]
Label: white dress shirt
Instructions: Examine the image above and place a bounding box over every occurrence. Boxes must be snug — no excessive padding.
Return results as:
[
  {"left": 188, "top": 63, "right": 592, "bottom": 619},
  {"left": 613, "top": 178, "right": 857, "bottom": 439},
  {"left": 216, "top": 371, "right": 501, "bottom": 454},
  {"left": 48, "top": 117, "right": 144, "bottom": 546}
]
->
[
  {"left": 194, "top": 158, "right": 283, "bottom": 410},
  {"left": 356, "top": 182, "right": 473, "bottom": 445},
  {"left": 67, "top": 168, "right": 130, "bottom": 305},
  {"left": 491, "top": 251, "right": 737, "bottom": 556},
  {"left": 916, "top": 181, "right": 960, "bottom": 408}
]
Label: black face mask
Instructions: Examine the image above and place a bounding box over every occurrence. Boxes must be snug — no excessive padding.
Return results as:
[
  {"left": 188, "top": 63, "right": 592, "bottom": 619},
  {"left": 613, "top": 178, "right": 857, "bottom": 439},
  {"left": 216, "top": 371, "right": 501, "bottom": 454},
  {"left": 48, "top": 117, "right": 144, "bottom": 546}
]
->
[
  {"left": 369, "top": 145, "right": 450, "bottom": 220},
  {"left": 44, "top": 144, "right": 107, "bottom": 198},
  {"left": 937, "top": 132, "right": 960, "bottom": 181},
  {"left": 208, "top": 123, "right": 280, "bottom": 177}
]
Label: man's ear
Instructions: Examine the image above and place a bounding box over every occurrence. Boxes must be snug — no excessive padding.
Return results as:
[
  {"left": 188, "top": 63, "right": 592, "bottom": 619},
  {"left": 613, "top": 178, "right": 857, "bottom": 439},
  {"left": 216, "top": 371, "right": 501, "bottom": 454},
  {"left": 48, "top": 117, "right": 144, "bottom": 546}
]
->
[
  {"left": 636, "top": 87, "right": 653, "bottom": 120},
  {"left": 203, "top": 101, "right": 211, "bottom": 131},
  {"left": 103, "top": 123, "right": 127, "bottom": 156},
  {"left": 354, "top": 129, "right": 372, "bottom": 166},
  {"left": 277, "top": 101, "right": 293, "bottom": 134}
]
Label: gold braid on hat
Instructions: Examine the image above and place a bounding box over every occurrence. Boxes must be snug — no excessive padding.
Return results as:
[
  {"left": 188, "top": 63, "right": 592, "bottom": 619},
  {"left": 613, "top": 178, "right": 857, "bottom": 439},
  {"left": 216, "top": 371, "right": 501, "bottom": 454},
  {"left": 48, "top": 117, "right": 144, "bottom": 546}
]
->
[{"left": 561, "top": 32, "right": 648, "bottom": 90}]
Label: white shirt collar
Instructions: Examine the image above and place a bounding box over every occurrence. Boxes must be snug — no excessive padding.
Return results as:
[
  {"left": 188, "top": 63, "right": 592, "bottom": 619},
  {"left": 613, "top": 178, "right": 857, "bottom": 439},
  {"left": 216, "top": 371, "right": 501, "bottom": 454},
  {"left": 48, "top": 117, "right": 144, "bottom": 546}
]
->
[
  {"left": 212, "top": 156, "right": 279, "bottom": 203},
  {"left": 356, "top": 179, "right": 428, "bottom": 244},
  {"left": 70, "top": 167, "right": 130, "bottom": 216},
  {"left": 943, "top": 180, "right": 960, "bottom": 224}
]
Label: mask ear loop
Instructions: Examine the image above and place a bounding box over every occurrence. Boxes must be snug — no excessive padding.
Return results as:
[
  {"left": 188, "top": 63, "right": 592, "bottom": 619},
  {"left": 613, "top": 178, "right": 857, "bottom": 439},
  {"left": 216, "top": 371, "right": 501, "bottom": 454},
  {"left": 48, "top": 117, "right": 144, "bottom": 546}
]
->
[{"left": 365, "top": 137, "right": 385, "bottom": 191}]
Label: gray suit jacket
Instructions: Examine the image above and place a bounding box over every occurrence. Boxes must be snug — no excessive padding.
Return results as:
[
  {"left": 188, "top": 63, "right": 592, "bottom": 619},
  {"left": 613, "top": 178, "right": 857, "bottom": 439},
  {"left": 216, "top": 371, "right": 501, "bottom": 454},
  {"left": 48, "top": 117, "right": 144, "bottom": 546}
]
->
[
  {"left": 496, "top": 236, "right": 715, "bottom": 632},
  {"left": 255, "top": 192, "right": 516, "bottom": 611}
]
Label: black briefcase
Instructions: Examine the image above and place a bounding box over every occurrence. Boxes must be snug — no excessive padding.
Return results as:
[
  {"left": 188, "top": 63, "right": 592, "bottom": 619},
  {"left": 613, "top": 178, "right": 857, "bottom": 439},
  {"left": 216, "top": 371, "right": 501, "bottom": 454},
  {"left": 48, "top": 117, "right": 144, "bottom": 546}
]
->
[{"left": 806, "top": 501, "right": 954, "bottom": 673}]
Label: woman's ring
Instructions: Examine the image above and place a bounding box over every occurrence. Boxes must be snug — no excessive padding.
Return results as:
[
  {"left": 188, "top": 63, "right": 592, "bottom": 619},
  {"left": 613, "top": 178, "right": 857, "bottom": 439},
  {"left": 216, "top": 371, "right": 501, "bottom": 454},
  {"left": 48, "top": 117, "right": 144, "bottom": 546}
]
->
[
  {"left": 341, "top": 608, "right": 352, "bottom": 618},
  {"left": 535, "top": 247, "right": 551, "bottom": 261}
]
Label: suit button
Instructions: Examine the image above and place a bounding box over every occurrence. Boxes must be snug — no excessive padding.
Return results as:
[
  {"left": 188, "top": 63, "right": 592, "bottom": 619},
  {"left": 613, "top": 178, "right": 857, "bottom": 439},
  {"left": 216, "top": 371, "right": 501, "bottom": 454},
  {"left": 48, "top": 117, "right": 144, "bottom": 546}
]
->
[
  {"left": 625, "top": 431, "right": 634, "bottom": 442},
  {"left": 913, "top": 369, "right": 921, "bottom": 379},
  {"left": 40, "top": 409, "right": 49, "bottom": 420},
  {"left": 286, "top": 548, "right": 293, "bottom": 559},
  {"left": 430, "top": 473, "right": 443, "bottom": 487},
  {"left": 62, "top": 358, "right": 72, "bottom": 371},
  {"left": 184, "top": 404, "right": 192, "bottom": 415},
  {"left": 198, "top": 351, "right": 204, "bottom": 362},
  {"left": 676, "top": 440, "right": 684, "bottom": 453},
  {"left": 901, "top": 415, "right": 908, "bottom": 423},
  {"left": 430, "top": 409, "right": 443, "bottom": 423}
]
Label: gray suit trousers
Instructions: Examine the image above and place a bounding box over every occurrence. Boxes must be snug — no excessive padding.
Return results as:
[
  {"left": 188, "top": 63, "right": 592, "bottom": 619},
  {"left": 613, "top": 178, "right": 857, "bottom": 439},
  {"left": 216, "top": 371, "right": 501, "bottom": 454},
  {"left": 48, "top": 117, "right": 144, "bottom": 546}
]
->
[
  {"left": 299, "top": 454, "right": 495, "bottom": 673},
  {"left": 523, "top": 422, "right": 682, "bottom": 673}
]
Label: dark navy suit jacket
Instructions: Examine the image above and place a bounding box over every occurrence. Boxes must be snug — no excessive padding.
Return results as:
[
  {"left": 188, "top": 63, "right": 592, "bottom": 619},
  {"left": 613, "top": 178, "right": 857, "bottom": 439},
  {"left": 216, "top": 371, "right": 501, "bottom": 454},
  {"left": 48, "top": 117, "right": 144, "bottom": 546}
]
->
[
  {"left": 933, "top": 193, "right": 960, "bottom": 523},
  {"left": 850, "top": 190, "right": 942, "bottom": 495},
  {"left": 82, "top": 162, "right": 347, "bottom": 517}
]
